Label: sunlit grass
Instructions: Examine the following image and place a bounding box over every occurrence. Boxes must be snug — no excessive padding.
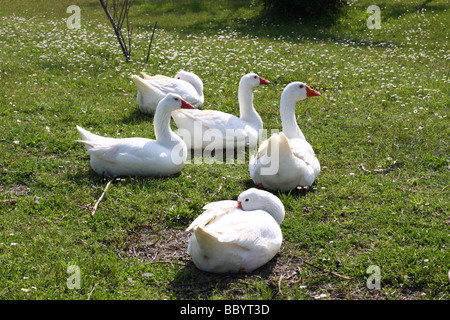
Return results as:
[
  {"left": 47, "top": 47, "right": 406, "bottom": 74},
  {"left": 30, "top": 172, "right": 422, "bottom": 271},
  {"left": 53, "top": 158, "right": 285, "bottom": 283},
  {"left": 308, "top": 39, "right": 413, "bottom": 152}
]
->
[{"left": 0, "top": 0, "right": 448, "bottom": 300}]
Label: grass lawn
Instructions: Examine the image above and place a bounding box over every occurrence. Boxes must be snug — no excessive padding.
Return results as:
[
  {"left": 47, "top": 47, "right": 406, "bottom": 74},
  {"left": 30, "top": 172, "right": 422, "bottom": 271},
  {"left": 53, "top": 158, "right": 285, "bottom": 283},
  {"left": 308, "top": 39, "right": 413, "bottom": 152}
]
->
[{"left": 0, "top": 0, "right": 448, "bottom": 300}]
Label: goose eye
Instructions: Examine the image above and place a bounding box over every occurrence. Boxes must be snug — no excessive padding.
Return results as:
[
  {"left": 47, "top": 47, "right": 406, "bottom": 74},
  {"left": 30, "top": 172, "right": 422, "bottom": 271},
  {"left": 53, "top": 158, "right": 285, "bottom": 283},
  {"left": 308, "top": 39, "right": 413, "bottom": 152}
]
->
[
  {"left": 245, "top": 198, "right": 249, "bottom": 202},
  {"left": 299, "top": 85, "right": 304, "bottom": 89},
  {"left": 174, "top": 97, "right": 179, "bottom": 101},
  {"left": 254, "top": 76, "right": 257, "bottom": 79},
  {"left": 177, "top": 77, "right": 181, "bottom": 79}
]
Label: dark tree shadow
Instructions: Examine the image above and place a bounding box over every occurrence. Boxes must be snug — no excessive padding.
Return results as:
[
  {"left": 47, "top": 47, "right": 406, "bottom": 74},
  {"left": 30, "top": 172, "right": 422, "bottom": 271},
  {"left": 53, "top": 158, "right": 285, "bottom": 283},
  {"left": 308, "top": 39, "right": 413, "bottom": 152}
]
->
[
  {"left": 129, "top": 0, "right": 346, "bottom": 38},
  {"left": 381, "top": 0, "right": 448, "bottom": 20},
  {"left": 120, "top": 108, "right": 153, "bottom": 125}
]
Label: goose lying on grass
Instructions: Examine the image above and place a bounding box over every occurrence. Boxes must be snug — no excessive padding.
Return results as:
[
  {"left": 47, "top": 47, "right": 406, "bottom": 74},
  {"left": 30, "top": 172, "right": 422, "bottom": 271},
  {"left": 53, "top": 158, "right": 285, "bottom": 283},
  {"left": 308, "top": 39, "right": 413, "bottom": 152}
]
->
[
  {"left": 76, "top": 93, "right": 194, "bottom": 177},
  {"left": 171, "top": 73, "right": 270, "bottom": 150},
  {"left": 132, "top": 70, "right": 203, "bottom": 114},
  {"left": 186, "top": 188, "right": 285, "bottom": 273}
]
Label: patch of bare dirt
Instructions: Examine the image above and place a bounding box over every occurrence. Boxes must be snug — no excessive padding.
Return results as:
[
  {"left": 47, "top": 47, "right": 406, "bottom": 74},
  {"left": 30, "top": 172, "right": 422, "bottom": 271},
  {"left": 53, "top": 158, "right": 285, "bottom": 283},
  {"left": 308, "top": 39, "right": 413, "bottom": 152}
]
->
[
  {"left": 125, "top": 228, "right": 190, "bottom": 262},
  {"left": 0, "top": 184, "right": 30, "bottom": 203},
  {"left": 124, "top": 227, "right": 429, "bottom": 300}
]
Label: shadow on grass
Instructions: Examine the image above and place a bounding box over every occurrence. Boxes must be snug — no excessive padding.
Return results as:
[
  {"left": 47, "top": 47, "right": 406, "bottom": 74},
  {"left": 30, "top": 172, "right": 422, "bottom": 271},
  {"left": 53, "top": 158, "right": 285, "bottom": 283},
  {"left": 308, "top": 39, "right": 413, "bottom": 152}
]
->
[
  {"left": 130, "top": 0, "right": 346, "bottom": 39},
  {"left": 83, "top": 0, "right": 344, "bottom": 40},
  {"left": 243, "top": 178, "right": 318, "bottom": 199},
  {"left": 120, "top": 108, "right": 153, "bottom": 125},
  {"left": 65, "top": 158, "right": 183, "bottom": 187},
  {"left": 169, "top": 255, "right": 279, "bottom": 299},
  {"left": 381, "top": 0, "right": 449, "bottom": 20}
]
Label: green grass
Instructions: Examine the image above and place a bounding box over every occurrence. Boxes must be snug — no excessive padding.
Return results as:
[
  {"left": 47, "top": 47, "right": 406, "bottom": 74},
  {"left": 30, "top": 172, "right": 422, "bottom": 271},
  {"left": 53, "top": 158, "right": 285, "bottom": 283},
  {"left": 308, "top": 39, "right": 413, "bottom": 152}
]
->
[{"left": 0, "top": 0, "right": 448, "bottom": 300}]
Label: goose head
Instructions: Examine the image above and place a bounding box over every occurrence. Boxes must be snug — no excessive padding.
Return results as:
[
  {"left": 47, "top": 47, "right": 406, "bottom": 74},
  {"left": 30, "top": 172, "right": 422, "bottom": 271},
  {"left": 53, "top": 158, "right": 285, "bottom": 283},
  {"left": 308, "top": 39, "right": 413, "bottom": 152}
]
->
[
  {"left": 175, "top": 69, "right": 197, "bottom": 81},
  {"left": 154, "top": 93, "right": 194, "bottom": 144},
  {"left": 174, "top": 70, "right": 204, "bottom": 94},
  {"left": 282, "top": 81, "right": 321, "bottom": 101},
  {"left": 236, "top": 188, "right": 285, "bottom": 225},
  {"left": 240, "top": 72, "right": 271, "bottom": 89},
  {"left": 158, "top": 93, "right": 195, "bottom": 113},
  {"left": 279, "top": 82, "right": 320, "bottom": 140}
]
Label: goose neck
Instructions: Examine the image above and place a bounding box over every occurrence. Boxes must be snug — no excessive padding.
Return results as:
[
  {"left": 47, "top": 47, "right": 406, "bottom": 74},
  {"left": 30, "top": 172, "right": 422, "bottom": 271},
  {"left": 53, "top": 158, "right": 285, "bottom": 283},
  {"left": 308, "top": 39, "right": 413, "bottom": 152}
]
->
[
  {"left": 154, "top": 108, "right": 177, "bottom": 144},
  {"left": 280, "top": 94, "right": 305, "bottom": 140},
  {"left": 265, "top": 201, "right": 285, "bottom": 225},
  {"left": 238, "top": 84, "right": 262, "bottom": 129},
  {"left": 191, "top": 78, "right": 203, "bottom": 97}
]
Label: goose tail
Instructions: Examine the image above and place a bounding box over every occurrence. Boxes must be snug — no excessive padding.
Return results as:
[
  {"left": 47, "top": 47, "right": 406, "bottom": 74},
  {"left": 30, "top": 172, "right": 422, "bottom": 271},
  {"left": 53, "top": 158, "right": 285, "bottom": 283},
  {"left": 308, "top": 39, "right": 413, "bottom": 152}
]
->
[
  {"left": 76, "top": 125, "right": 101, "bottom": 142},
  {"left": 132, "top": 75, "right": 157, "bottom": 96},
  {"left": 193, "top": 226, "right": 220, "bottom": 249},
  {"left": 76, "top": 126, "right": 115, "bottom": 149},
  {"left": 140, "top": 72, "right": 152, "bottom": 80},
  {"left": 75, "top": 139, "right": 96, "bottom": 150},
  {"left": 277, "top": 132, "right": 293, "bottom": 158},
  {"left": 266, "top": 132, "right": 292, "bottom": 159}
]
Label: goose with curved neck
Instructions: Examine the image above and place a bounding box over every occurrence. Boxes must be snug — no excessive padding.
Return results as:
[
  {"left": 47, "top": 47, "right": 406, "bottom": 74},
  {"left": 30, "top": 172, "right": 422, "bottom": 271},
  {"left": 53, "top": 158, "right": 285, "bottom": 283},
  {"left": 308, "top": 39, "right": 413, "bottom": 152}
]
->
[
  {"left": 186, "top": 188, "right": 285, "bottom": 273},
  {"left": 76, "top": 93, "right": 194, "bottom": 177},
  {"left": 249, "top": 82, "right": 321, "bottom": 191},
  {"left": 174, "top": 70, "right": 204, "bottom": 103},
  {"left": 132, "top": 70, "right": 204, "bottom": 114},
  {"left": 171, "top": 72, "right": 270, "bottom": 150},
  {"left": 153, "top": 96, "right": 185, "bottom": 146}
]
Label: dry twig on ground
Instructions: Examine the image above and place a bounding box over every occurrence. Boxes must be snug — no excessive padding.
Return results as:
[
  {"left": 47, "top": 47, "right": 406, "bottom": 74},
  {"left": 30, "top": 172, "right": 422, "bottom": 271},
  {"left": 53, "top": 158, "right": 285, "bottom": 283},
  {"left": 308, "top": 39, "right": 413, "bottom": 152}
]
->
[
  {"left": 304, "top": 261, "right": 352, "bottom": 280},
  {"left": 360, "top": 161, "right": 401, "bottom": 174},
  {"left": 91, "top": 179, "right": 113, "bottom": 216}
]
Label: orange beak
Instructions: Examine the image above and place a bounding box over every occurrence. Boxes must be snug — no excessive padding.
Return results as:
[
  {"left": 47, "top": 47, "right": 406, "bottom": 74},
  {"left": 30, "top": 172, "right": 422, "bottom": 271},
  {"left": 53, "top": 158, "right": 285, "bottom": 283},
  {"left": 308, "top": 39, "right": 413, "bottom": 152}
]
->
[
  {"left": 181, "top": 99, "right": 195, "bottom": 109},
  {"left": 306, "top": 86, "right": 321, "bottom": 97},
  {"left": 237, "top": 201, "right": 243, "bottom": 209},
  {"left": 259, "top": 77, "right": 271, "bottom": 85}
]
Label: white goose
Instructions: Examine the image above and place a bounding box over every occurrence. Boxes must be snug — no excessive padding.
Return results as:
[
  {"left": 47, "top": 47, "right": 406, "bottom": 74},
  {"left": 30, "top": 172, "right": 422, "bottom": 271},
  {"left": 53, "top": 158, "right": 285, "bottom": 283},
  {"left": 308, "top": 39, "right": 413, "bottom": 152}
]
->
[
  {"left": 171, "top": 73, "right": 270, "bottom": 150},
  {"left": 132, "top": 70, "right": 204, "bottom": 114},
  {"left": 249, "top": 82, "right": 321, "bottom": 191},
  {"left": 186, "top": 188, "right": 285, "bottom": 273},
  {"left": 76, "top": 93, "right": 194, "bottom": 177}
]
